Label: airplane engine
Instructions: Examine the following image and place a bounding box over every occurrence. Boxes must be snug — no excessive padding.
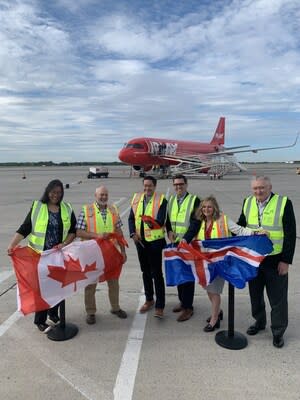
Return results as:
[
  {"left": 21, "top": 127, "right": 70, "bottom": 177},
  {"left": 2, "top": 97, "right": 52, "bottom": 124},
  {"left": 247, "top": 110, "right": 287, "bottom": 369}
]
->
[{"left": 133, "top": 165, "right": 141, "bottom": 171}]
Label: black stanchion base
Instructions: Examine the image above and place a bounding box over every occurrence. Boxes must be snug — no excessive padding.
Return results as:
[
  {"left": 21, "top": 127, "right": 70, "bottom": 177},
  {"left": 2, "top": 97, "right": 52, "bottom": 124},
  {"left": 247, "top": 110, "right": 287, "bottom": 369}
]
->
[
  {"left": 47, "top": 323, "right": 78, "bottom": 341},
  {"left": 215, "top": 330, "right": 248, "bottom": 350}
]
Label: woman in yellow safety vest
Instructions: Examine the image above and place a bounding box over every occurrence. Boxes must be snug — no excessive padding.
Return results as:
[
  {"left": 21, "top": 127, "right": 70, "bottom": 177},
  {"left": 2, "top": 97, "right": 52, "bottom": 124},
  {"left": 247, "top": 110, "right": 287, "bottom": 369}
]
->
[
  {"left": 7, "top": 179, "right": 77, "bottom": 333},
  {"left": 195, "top": 195, "right": 259, "bottom": 332}
]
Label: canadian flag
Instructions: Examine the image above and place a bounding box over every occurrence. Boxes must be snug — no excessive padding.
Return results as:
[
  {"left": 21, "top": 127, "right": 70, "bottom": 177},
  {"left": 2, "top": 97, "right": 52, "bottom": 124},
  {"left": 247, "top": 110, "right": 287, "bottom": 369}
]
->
[{"left": 10, "top": 235, "right": 126, "bottom": 315}]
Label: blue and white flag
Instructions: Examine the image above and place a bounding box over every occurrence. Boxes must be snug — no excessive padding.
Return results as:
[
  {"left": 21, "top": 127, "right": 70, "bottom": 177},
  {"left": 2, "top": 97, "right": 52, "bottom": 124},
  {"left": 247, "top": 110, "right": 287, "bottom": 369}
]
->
[{"left": 163, "top": 235, "right": 273, "bottom": 289}]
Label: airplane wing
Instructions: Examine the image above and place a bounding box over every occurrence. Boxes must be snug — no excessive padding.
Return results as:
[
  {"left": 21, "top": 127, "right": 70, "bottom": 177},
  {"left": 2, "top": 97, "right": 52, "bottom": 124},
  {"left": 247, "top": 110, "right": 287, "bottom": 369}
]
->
[
  {"left": 209, "top": 133, "right": 299, "bottom": 156},
  {"left": 158, "top": 133, "right": 299, "bottom": 163},
  {"left": 223, "top": 145, "right": 251, "bottom": 151}
]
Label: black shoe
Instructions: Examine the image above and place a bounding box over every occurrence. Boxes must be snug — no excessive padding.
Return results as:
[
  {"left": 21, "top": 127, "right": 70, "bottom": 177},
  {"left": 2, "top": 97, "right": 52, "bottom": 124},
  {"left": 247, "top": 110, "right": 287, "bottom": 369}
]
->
[
  {"left": 273, "top": 336, "right": 284, "bottom": 348},
  {"left": 111, "top": 309, "right": 127, "bottom": 319},
  {"left": 37, "top": 323, "right": 52, "bottom": 333},
  {"left": 203, "top": 318, "right": 221, "bottom": 332},
  {"left": 86, "top": 314, "right": 96, "bottom": 325},
  {"left": 246, "top": 324, "right": 265, "bottom": 336},
  {"left": 206, "top": 309, "right": 223, "bottom": 323}
]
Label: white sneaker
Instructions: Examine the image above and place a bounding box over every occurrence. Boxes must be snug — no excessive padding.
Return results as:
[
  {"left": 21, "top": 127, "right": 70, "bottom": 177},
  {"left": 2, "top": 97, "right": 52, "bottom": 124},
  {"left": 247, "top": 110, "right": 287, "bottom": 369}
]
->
[
  {"left": 46, "top": 315, "right": 60, "bottom": 326},
  {"left": 37, "top": 323, "right": 52, "bottom": 333}
]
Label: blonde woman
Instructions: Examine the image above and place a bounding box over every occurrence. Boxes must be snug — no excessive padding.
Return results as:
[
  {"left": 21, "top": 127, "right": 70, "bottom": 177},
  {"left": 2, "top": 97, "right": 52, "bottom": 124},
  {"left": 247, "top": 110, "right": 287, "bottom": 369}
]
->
[{"left": 195, "top": 195, "right": 258, "bottom": 332}]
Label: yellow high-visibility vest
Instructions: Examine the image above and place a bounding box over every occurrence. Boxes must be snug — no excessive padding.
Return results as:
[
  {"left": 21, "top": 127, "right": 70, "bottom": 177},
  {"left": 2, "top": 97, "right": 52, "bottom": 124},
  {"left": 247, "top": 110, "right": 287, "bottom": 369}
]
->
[
  {"left": 243, "top": 194, "right": 287, "bottom": 255},
  {"left": 131, "top": 192, "right": 165, "bottom": 241},
  {"left": 28, "top": 200, "right": 72, "bottom": 253},
  {"left": 196, "top": 213, "right": 230, "bottom": 240},
  {"left": 168, "top": 194, "right": 197, "bottom": 241},
  {"left": 83, "top": 203, "right": 118, "bottom": 233}
]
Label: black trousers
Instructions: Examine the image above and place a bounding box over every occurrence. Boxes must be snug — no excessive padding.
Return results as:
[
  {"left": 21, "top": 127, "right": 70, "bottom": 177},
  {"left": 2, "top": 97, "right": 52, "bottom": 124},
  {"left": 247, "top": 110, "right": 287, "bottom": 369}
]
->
[
  {"left": 177, "top": 282, "right": 195, "bottom": 310},
  {"left": 248, "top": 256, "right": 288, "bottom": 338},
  {"left": 34, "top": 303, "right": 60, "bottom": 325},
  {"left": 136, "top": 239, "right": 166, "bottom": 309}
]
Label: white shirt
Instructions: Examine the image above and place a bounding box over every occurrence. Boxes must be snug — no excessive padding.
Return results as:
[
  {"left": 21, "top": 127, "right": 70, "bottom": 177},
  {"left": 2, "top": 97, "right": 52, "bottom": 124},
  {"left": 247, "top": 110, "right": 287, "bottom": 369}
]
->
[{"left": 227, "top": 218, "right": 253, "bottom": 236}]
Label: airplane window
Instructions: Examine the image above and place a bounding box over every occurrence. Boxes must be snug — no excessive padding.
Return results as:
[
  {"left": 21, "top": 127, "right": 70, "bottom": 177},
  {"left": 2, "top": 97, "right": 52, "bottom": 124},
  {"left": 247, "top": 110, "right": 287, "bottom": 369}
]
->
[{"left": 126, "top": 143, "right": 144, "bottom": 149}]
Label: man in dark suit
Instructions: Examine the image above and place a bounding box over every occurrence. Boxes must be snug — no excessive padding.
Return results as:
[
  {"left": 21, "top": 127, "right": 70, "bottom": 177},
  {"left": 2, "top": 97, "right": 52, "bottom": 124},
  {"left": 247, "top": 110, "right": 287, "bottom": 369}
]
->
[
  {"left": 166, "top": 174, "right": 201, "bottom": 322},
  {"left": 128, "top": 176, "right": 167, "bottom": 318},
  {"left": 238, "top": 176, "right": 296, "bottom": 348}
]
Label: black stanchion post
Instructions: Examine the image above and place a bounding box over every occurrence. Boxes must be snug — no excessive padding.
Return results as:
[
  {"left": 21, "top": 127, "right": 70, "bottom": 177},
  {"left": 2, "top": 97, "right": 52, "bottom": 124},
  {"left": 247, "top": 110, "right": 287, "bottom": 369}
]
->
[
  {"left": 47, "top": 300, "right": 78, "bottom": 341},
  {"left": 215, "top": 283, "right": 248, "bottom": 350},
  {"left": 228, "top": 283, "right": 234, "bottom": 337}
]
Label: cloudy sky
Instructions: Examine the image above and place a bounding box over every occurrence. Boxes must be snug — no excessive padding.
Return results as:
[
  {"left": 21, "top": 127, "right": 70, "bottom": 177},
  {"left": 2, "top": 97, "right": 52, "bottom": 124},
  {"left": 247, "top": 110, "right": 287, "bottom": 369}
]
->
[{"left": 0, "top": 0, "right": 300, "bottom": 162}]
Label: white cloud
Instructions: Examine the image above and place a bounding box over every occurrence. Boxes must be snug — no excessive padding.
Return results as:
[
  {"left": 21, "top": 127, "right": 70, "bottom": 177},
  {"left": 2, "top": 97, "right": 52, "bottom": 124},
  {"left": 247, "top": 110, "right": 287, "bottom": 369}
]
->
[{"left": 0, "top": 0, "right": 299, "bottom": 162}]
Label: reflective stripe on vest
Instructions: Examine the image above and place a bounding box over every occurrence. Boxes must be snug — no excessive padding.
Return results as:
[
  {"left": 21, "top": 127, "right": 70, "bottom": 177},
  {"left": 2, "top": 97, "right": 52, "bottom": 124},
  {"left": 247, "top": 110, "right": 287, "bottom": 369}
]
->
[
  {"left": 131, "top": 192, "right": 165, "bottom": 242},
  {"left": 28, "top": 201, "right": 72, "bottom": 253},
  {"left": 196, "top": 213, "right": 230, "bottom": 240},
  {"left": 243, "top": 194, "right": 287, "bottom": 255},
  {"left": 83, "top": 203, "right": 117, "bottom": 234},
  {"left": 168, "top": 194, "right": 197, "bottom": 241}
]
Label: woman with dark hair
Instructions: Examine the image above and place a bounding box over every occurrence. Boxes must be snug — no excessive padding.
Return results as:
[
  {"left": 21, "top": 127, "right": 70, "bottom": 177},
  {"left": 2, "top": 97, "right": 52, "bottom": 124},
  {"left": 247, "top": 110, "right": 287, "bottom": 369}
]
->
[
  {"left": 194, "top": 195, "right": 259, "bottom": 332},
  {"left": 40, "top": 179, "right": 65, "bottom": 203},
  {"left": 7, "top": 179, "right": 77, "bottom": 332}
]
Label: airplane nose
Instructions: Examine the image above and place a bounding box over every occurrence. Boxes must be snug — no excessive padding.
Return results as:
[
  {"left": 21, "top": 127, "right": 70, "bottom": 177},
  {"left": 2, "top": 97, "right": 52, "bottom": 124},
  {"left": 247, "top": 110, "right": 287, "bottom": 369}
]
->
[{"left": 118, "top": 149, "right": 127, "bottom": 163}]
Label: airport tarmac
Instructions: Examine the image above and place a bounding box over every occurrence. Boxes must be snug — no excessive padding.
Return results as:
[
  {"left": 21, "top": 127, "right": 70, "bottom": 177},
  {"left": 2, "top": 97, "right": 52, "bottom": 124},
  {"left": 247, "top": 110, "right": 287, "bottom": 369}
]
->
[{"left": 0, "top": 164, "right": 299, "bottom": 400}]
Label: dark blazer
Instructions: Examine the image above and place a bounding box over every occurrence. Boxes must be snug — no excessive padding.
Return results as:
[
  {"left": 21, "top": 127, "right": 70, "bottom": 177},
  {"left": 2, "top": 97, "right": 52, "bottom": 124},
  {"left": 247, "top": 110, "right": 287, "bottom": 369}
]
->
[{"left": 237, "top": 193, "right": 296, "bottom": 265}]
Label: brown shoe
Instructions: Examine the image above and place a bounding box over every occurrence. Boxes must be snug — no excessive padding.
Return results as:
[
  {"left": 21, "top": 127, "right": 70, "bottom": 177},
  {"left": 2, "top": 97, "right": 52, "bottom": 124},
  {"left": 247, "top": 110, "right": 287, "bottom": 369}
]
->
[
  {"left": 177, "top": 309, "right": 193, "bottom": 322},
  {"left": 172, "top": 303, "right": 183, "bottom": 313},
  {"left": 86, "top": 314, "right": 96, "bottom": 325},
  {"left": 154, "top": 308, "right": 164, "bottom": 319},
  {"left": 139, "top": 300, "right": 154, "bottom": 313}
]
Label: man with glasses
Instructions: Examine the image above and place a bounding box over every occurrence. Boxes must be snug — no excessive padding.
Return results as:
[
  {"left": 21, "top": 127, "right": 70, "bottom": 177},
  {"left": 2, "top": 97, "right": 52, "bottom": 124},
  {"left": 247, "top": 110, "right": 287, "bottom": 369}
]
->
[
  {"left": 167, "top": 174, "right": 201, "bottom": 322},
  {"left": 238, "top": 176, "right": 296, "bottom": 348},
  {"left": 128, "top": 176, "right": 167, "bottom": 318}
]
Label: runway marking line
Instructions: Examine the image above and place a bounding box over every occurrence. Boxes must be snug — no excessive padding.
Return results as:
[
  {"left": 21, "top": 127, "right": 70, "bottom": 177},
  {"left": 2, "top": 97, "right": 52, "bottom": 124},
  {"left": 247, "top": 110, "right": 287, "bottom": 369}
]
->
[
  {"left": 114, "top": 204, "right": 148, "bottom": 399},
  {"left": 0, "top": 270, "right": 14, "bottom": 283},
  {"left": 0, "top": 311, "right": 21, "bottom": 337},
  {"left": 113, "top": 292, "right": 148, "bottom": 400}
]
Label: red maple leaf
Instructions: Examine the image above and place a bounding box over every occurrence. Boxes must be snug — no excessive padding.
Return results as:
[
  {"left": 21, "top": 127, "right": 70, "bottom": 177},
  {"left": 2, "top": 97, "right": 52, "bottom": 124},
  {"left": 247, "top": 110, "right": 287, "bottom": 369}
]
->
[{"left": 48, "top": 256, "right": 97, "bottom": 291}]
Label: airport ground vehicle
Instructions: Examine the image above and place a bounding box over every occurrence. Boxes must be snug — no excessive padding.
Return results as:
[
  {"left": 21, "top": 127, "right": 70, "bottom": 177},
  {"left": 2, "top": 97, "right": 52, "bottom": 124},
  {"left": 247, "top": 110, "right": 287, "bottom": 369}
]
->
[{"left": 87, "top": 167, "right": 109, "bottom": 179}]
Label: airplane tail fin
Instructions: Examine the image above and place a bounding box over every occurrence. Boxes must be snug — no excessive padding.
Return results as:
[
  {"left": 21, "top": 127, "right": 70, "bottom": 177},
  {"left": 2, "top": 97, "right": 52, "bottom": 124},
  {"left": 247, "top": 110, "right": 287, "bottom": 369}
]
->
[{"left": 210, "top": 117, "right": 225, "bottom": 145}]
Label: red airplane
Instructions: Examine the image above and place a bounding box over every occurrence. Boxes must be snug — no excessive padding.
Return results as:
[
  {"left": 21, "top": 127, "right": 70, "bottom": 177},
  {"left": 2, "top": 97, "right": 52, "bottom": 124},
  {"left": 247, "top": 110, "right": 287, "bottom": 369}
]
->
[{"left": 118, "top": 117, "right": 299, "bottom": 177}]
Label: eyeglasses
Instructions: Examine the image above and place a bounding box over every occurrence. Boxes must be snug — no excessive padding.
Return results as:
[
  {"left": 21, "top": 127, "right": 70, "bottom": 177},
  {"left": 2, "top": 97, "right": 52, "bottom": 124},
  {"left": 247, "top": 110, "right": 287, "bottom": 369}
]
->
[{"left": 173, "top": 183, "right": 185, "bottom": 187}]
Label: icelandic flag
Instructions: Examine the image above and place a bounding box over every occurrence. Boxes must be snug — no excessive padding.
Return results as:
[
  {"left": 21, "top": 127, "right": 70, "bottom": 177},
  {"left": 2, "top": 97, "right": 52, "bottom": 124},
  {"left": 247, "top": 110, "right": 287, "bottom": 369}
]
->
[
  {"left": 163, "top": 235, "right": 273, "bottom": 289},
  {"left": 10, "top": 234, "right": 127, "bottom": 315}
]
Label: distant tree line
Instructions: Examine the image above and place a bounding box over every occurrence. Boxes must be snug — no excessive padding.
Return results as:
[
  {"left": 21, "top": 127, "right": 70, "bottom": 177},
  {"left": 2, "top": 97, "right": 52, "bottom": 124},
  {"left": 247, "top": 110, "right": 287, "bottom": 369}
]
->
[{"left": 0, "top": 161, "right": 125, "bottom": 167}]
